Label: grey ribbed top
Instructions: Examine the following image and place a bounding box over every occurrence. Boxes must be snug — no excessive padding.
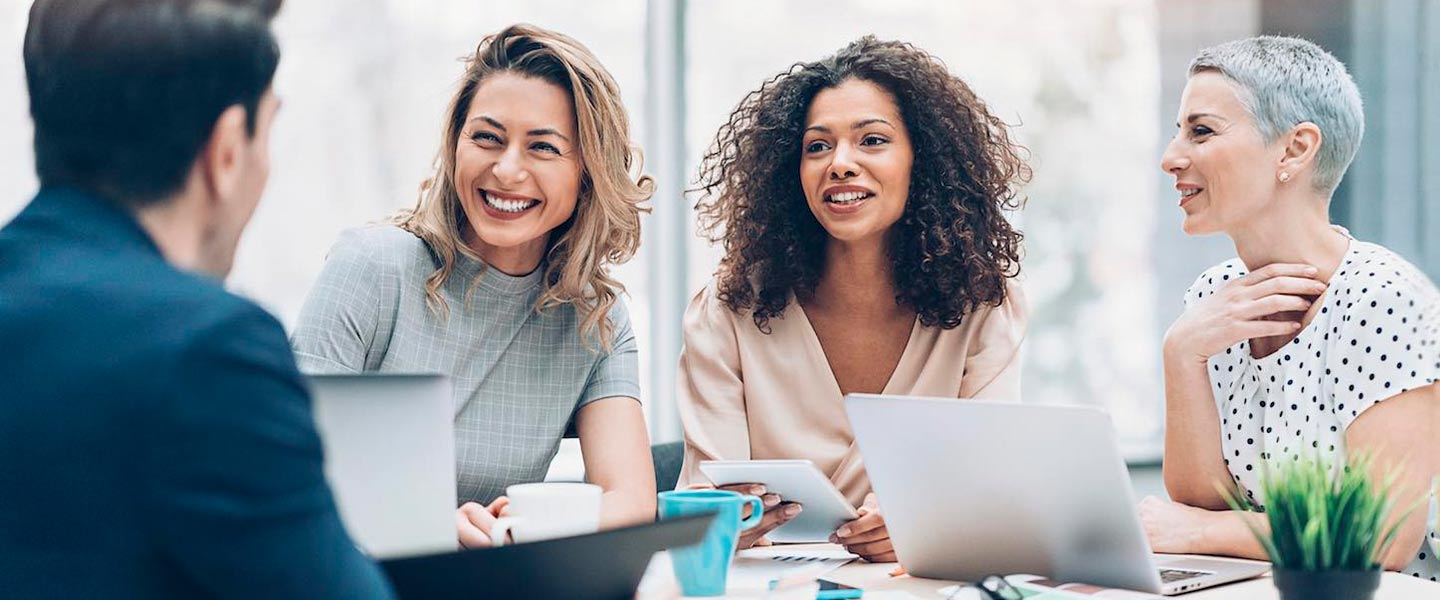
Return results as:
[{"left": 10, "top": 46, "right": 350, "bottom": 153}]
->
[{"left": 291, "top": 225, "right": 640, "bottom": 504}]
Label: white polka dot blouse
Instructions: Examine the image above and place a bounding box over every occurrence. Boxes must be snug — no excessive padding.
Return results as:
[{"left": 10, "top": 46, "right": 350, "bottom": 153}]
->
[{"left": 1186, "top": 239, "right": 1440, "bottom": 580}]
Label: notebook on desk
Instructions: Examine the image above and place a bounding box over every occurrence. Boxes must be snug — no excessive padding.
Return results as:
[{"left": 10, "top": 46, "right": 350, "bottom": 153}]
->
[
  {"left": 844, "top": 395, "right": 1269, "bottom": 595},
  {"left": 380, "top": 514, "right": 713, "bottom": 599}
]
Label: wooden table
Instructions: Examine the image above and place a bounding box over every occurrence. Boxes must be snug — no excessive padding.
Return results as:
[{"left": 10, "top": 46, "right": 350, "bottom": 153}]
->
[{"left": 639, "top": 545, "right": 1440, "bottom": 599}]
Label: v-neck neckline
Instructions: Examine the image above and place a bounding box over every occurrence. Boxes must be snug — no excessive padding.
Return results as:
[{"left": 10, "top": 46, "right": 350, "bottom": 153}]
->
[{"left": 790, "top": 298, "right": 922, "bottom": 399}]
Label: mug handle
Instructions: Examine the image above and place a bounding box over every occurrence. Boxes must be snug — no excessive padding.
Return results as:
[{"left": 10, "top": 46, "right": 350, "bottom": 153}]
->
[
  {"left": 738, "top": 495, "right": 765, "bottom": 531},
  {"left": 489, "top": 517, "right": 520, "bottom": 547}
]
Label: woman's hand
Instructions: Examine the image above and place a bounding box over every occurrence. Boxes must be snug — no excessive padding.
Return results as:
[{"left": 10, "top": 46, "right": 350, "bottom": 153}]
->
[
  {"left": 831, "top": 493, "right": 895, "bottom": 562},
  {"left": 455, "top": 496, "right": 511, "bottom": 549},
  {"left": 1138, "top": 495, "right": 1214, "bottom": 554},
  {"left": 693, "top": 483, "right": 802, "bottom": 549},
  {"left": 1164, "top": 263, "right": 1324, "bottom": 364}
]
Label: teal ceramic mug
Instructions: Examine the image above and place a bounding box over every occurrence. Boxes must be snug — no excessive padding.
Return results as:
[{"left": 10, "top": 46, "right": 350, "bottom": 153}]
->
[{"left": 657, "top": 490, "right": 765, "bottom": 596}]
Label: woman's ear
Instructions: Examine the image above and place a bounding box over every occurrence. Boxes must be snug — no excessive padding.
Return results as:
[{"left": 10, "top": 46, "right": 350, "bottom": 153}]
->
[{"left": 1278, "top": 121, "right": 1322, "bottom": 179}]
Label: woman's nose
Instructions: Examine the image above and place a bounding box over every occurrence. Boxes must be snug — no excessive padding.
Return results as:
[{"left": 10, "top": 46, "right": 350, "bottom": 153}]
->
[
  {"left": 827, "top": 143, "right": 860, "bottom": 180},
  {"left": 1160, "top": 137, "right": 1190, "bottom": 174},
  {"left": 492, "top": 147, "right": 529, "bottom": 185}
]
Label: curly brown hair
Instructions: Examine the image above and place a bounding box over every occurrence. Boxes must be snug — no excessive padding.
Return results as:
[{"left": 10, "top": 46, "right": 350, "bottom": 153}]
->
[{"left": 694, "top": 36, "right": 1030, "bottom": 333}]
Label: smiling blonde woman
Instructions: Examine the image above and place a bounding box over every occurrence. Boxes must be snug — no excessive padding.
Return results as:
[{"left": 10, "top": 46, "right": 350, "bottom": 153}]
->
[{"left": 291, "top": 24, "right": 655, "bottom": 548}]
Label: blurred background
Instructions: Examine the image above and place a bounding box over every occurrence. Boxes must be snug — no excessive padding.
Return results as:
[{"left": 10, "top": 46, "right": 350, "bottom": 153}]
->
[{"left": 1, "top": 1, "right": 1436, "bottom": 486}]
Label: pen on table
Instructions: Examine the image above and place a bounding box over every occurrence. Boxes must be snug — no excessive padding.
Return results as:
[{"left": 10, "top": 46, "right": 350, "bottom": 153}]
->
[{"left": 815, "top": 588, "right": 863, "bottom": 599}]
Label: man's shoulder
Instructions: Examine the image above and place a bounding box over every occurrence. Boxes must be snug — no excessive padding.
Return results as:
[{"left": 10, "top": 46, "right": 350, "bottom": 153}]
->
[
  {"left": 97, "top": 251, "right": 281, "bottom": 346},
  {"left": 12, "top": 240, "right": 291, "bottom": 375}
]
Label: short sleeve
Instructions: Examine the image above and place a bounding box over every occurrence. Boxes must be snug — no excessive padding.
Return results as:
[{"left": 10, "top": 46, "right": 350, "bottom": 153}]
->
[
  {"left": 674, "top": 284, "right": 752, "bottom": 489},
  {"left": 291, "top": 228, "right": 391, "bottom": 373},
  {"left": 579, "top": 298, "right": 642, "bottom": 407},
  {"left": 957, "top": 279, "right": 1028, "bottom": 400},
  {"left": 1329, "top": 282, "right": 1440, "bottom": 430},
  {"left": 1184, "top": 259, "right": 1246, "bottom": 307}
]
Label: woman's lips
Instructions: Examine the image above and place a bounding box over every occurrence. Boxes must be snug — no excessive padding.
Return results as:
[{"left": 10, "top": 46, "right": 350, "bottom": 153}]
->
[{"left": 479, "top": 189, "right": 540, "bottom": 221}]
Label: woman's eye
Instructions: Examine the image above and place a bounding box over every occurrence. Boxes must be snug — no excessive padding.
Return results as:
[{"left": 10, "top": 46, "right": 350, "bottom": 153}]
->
[
  {"left": 471, "top": 131, "right": 502, "bottom": 145},
  {"left": 531, "top": 141, "right": 562, "bottom": 155},
  {"left": 1191, "top": 125, "right": 1214, "bottom": 138},
  {"left": 860, "top": 135, "right": 889, "bottom": 146},
  {"left": 805, "top": 140, "right": 830, "bottom": 153}
]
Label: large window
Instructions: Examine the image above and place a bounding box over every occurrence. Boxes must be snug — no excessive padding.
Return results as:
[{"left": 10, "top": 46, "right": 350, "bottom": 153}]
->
[{"left": 1, "top": 1, "right": 1432, "bottom": 465}]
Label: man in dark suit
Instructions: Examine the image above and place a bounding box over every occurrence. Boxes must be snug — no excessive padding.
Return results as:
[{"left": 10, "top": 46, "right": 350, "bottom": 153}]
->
[{"left": 0, "top": 1, "right": 393, "bottom": 597}]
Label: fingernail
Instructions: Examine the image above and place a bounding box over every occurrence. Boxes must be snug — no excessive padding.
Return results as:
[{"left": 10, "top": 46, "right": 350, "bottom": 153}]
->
[
  {"left": 837, "top": 526, "right": 852, "bottom": 537},
  {"left": 1305, "top": 266, "right": 1318, "bottom": 275},
  {"left": 763, "top": 494, "right": 780, "bottom": 507},
  {"left": 751, "top": 485, "right": 766, "bottom": 495},
  {"left": 784, "top": 504, "right": 802, "bottom": 517}
]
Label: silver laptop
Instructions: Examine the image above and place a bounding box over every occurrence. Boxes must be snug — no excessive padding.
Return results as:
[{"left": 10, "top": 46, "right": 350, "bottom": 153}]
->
[
  {"left": 844, "top": 395, "right": 1268, "bottom": 595},
  {"left": 308, "top": 374, "right": 456, "bottom": 559}
]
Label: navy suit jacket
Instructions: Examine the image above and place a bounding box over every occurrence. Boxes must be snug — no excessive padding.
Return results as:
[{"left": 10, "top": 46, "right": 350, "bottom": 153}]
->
[{"left": 0, "top": 188, "right": 393, "bottom": 598}]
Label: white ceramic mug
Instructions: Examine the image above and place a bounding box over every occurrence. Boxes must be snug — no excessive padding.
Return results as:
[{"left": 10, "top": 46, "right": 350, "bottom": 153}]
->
[{"left": 489, "top": 482, "right": 602, "bottom": 547}]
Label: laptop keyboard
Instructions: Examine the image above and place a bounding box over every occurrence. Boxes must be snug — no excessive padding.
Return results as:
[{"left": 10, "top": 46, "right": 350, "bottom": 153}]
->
[{"left": 1158, "top": 568, "right": 1212, "bottom": 583}]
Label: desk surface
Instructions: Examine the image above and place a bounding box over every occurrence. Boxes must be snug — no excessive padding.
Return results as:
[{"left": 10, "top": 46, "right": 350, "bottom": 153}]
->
[{"left": 640, "top": 545, "right": 1440, "bottom": 599}]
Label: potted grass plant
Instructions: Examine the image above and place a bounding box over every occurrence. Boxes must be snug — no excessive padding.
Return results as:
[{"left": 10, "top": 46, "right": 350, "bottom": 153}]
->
[{"left": 1222, "top": 454, "right": 1417, "bottom": 600}]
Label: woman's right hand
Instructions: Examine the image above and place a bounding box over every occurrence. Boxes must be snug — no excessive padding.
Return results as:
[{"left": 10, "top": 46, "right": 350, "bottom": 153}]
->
[
  {"left": 689, "top": 482, "right": 802, "bottom": 549},
  {"left": 1163, "top": 263, "right": 1325, "bottom": 363},
  {"left": 455, "top": 496, "right": 511, "bottom": 549}
]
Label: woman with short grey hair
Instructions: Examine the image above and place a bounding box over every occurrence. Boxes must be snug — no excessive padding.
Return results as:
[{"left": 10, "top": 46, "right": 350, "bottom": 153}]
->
[{"left": 1141, "top": 35, "right": 1439, "bottom": 580}]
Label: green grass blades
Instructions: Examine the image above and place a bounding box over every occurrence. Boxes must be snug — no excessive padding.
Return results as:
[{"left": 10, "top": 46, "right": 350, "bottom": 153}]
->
[{"left": 1220, "top": 453, "right": 1417, "bottom": 571}]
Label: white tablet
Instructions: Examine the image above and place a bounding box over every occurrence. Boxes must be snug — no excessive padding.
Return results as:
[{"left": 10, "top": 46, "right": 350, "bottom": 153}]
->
[{"left": 698, "top": 459, "right": 859, "bottom": 543}]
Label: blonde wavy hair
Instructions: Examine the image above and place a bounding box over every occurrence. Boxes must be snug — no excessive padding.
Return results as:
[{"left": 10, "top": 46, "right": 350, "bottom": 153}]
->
[{"left": 393, "top": 24, "right": 652, "bottom": 350}]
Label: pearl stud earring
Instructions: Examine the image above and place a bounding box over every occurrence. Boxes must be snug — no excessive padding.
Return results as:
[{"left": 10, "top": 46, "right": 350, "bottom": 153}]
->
[{"left": 1278, "top": 172, "right": 1291, "bottom": 183}]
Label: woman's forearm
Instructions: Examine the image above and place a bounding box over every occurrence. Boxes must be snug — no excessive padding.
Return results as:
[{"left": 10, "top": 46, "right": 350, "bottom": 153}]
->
[
  {"left": 600, "top": 487, "right": 656, "bottom": 528},
  {"left": 1162, "top": 344, "right": 1235, "bottom": 509},
  {"left": 575, "top": 397, "right": 657, "bottom": 529},
  {"left": 1198, "top": 509, "right": 1270, "bottom": 561}
]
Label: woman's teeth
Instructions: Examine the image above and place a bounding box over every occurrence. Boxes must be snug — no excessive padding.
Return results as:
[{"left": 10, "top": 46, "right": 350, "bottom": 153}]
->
[
  {"left": 826, "top": 191, "right": 873, "bottom": 204},
  {"left": 483, "top": 191, "right": 538, "bottom": 213},
  {"left": 1182, "top": 189, "right": 1202, "bottom": 198}
]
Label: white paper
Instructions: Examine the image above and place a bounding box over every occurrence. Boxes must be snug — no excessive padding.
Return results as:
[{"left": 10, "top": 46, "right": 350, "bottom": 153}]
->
[{"left": 726, "top": 547, "right": 857, "bottom": 592}]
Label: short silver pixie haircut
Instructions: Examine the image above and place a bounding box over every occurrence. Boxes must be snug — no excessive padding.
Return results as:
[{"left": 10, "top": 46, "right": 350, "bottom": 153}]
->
[{"left": 1189, "top": 36, "right": 1364, "bottom": 193}]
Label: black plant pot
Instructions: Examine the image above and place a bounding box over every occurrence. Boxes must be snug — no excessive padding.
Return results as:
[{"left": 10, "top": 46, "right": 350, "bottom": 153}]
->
[{"left": 1272, "top": 567, "right": 1381, "bottom": 600}]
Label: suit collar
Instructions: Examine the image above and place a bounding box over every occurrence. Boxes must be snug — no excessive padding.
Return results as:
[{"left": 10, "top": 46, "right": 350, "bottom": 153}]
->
[{"left": 13, "top": 187, "right": 163, "bottom": 257}]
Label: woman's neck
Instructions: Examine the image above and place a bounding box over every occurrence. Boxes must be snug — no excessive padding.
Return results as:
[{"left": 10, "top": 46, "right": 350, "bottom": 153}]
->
[
  {"left": 1228, "top": 193, "right": 1349, "bottom": 282},
  {"left": 809, "top": 235, "right": 905, "bottom": 316},
  {"left": 462, "top": 227, "right": 546, "bottom": 277}
]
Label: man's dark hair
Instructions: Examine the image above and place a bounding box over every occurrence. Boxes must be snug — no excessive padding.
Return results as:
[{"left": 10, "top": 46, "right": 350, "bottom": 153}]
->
[{"left": 24, "top": 0, "right": 283, "bottom": 208}]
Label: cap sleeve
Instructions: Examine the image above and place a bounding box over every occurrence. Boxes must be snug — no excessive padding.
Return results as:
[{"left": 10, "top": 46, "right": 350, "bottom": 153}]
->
[
  {"left": 579, "top": 298, "right": 642, "bottom": 407},
  {"left": 1328, "top": 282, "right": 1440, "bottom": 430}
]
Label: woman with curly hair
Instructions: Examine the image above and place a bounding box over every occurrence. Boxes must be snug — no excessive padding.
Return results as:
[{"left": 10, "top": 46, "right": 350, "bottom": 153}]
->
[
  {"left": 677, "top": 36, "right": 1030, "bottom": 562},
  {"left": 291, "top": 24, "right": 656, "bottom": 547}
]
